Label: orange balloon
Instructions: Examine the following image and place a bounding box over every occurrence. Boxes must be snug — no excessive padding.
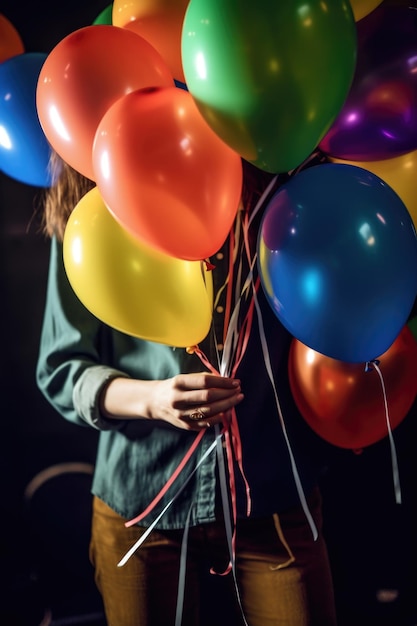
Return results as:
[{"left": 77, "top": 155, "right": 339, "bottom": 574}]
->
[
  {"left": 36, "top": 25, "right": 174, "bottom": 180},
  {"left": 289, "top": 326, "right": 417, "bottom": 449},
  {"left": 93, "top": 86, "right": 243, "bottom": 261},
  {"left": 349, "top": 0, "right": 383, "bottom": 21},
  {"left": 330, "top": 151, "right": 417, "bottom": 232},
  {"left": 0, "top": 13, "right": 24, "bottom": 63},
  {"left": 112, "top": 0, "right": 189, "bottom": 82}
]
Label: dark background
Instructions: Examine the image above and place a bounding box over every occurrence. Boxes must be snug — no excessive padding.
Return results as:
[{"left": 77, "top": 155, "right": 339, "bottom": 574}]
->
[
  {"left": 1, "top": 3, "right": 111, "bottom": 625},
  {"left": 1, "top": 2, "right": 416, "bottom": 625}
]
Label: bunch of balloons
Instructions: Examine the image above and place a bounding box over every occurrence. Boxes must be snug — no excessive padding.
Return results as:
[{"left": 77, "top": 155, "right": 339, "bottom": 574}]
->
[{"left": 7, "top": 0, "right": 416, "bottom": 442}]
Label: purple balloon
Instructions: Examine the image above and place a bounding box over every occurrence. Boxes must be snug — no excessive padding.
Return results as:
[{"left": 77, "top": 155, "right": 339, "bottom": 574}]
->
[{"left": 319, "top": 5, "right": 417, "bottom": 161}]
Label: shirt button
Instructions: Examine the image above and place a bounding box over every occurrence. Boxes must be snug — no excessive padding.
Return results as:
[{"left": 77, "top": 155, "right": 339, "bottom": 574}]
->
[
  {"left": 216, "top": 305, "right": 224, "bottom": 313},
  {"left": 216, "top": 252, "right": 224, "bottom": 260},
  {"left": 217, "top": 343, "right": 224, "bottom": 351}
]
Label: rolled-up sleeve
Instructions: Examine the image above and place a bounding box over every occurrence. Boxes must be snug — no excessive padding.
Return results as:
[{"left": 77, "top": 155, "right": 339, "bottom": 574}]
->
[
  {"left": 36, "top": 237, "right": 127, "bottom": 431},
  {"left": 73, "top": 364, "right": 127, "bottom": 429}
]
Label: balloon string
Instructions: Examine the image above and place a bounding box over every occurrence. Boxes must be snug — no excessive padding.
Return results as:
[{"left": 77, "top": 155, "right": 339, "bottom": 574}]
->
[
  {"left": 195, "top": 204, "right": 259, "bottom": 519},
  {"left": 210, "top": 426, "right": 236, "bottom": 577},
  {"left": 231, "top": 293, "right": 257, "bottom": 378},
  {"left": 124, "top": 429, "right": 206, "bottom": 527},
  {"left": 220, "top": 221, "right": 257, "bottom": 514},
  {"left": 366, "top": 360, "right": 402, "bottom": 504},
  {"left": 190, "top": 210, "right": 259, "bottom": 586},
  {"left": 242, "top": 159, "right": 327, "bottom": 539},
  {"left": 192, "top": 345, "right": 219, "bottom": 375},
  {"left": 247, "top": 174, "right": 278, "bottom": 229},
  {"left": 222, "top": 225, "right": 235, "bottom": 344},
  {"left": 251, "top": 280, "right": 318, "bottom": 541},
  {"left": 176, "top": 347, "right": 249, "bottom": 621},
  {"left": 194, "top": 342, "right": 252, "bottom": 517},
  {"left": 175, "top": 503, "right": 193, "bottom": 626},
  {"left": 211, "top": 424, "right": 250, "bottom": 626},
  {"left": 117, "top": 436, "right": 218, "bottom": 567}
]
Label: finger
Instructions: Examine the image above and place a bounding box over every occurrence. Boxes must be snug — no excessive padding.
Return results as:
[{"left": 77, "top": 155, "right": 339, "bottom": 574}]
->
[
  {"left": 182, "top": 387, "right": 243, "bottom": 410},
  {"left": 175, "top": 373, "right": 241, "bottom": 391},
  {"left": 186, "top": 393, "right": 244, "bottom": 422},
  {"left": 205, "top": 392, "right": 244, "bottom": 417}
]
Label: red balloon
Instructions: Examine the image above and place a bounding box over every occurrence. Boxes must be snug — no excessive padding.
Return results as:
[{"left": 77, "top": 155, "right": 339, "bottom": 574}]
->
[
  {"left": 0, "top": 13, "right": 24, "bottom": 63},
  {"left": 36, "top": 25, "right": 174, "bottom": 180},
  {"left": 93, "top": 86, "right": 243, "bottom": 261},
  {"left": 288, "top": 326, "right": 417, "bottom": 449}
]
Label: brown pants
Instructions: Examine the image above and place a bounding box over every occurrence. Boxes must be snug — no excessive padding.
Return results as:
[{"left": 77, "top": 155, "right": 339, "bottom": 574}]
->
[{"left": 90, "top": 489, "right": 337, "bottom": 626}]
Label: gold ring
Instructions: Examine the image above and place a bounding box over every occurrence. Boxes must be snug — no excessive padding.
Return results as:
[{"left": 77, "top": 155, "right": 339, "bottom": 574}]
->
[{"left": 189, "top": 409, "right": 205, "bottom": 421}]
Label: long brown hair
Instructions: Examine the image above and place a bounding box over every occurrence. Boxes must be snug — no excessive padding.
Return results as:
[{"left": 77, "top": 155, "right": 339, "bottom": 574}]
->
[
  {"left": 42, "top": 152, "right": 94, "bottom": 241},
  {"left": 42, "top": 152, "right": 275, "bottom": 242}
]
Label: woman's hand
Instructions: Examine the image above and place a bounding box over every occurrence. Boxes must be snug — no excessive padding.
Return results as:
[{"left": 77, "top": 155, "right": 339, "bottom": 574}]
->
[{"left": 100, "top": 372, "right": 243, "bottom": 430}]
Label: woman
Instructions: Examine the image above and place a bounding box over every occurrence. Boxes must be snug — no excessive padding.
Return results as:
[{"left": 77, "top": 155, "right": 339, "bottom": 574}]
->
[{"left": 36, "top": 150, "right": 337, "bottom": 626}]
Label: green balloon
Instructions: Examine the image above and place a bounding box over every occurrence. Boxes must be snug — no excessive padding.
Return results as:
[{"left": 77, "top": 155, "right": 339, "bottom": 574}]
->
[
  {"left": 408, "top": 316, "right": 417, "bottom": 343},
  {"left": 93, "top": 4, "right": 113, "bottom": 25},
  {"left": 182, "top": 0, "right": 357, "bottom": 173}
]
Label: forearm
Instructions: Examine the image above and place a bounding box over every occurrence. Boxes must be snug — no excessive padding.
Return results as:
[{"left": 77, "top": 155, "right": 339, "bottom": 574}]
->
[
  {"left": 99, "top": 372, "right": 243, "bottom": 431},
  {"left": 100, "top": 376, "right": 158, "bottom": 421}
]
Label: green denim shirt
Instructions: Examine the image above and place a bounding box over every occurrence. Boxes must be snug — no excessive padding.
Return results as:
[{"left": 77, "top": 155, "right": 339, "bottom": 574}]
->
[{"left": 36, "top": 159, "right": 330, "bottom": 529}]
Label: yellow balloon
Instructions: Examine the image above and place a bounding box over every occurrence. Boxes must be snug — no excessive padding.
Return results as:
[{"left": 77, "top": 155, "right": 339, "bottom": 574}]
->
[
  {"left": 63, "top": 187, "right": 213, "bottom": 347},
  {"left": 349, "top": 0, "right": 383, "bottom": 21},
  {"left": 330, "top": 151, "right": 417, "bottom": 231}
]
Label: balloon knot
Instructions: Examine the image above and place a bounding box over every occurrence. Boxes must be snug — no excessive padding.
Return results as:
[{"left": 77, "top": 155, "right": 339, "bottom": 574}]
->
[
  {"left": 364, "top": 359, "right": 380, "bottom": 372},
  {"left": 186, "top": 345, "right": 198, "bottom": 354},
  {"left": 204, "top": 259, "right": 216, "bottom": 271},
  {"left": 352, "top": 448, "right": 364, "bottom": 455}
]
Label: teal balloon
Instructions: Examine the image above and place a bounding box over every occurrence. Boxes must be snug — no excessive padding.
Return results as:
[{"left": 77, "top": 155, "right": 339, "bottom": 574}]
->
[
  {"left": 182, "top": 0, "right": 357, "bottom": 173},
  {"left": 93, "top": 4, "right": 113, "bottom": 25},
  {"left": 258, "top": 163, "right": 417, "bottom": 362}
]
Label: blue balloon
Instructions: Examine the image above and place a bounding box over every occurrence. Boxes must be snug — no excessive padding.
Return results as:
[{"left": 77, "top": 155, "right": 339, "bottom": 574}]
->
[
  {"left": 0, "top": 52, "right": 53, "bottom": 187},
  {"left": 257, "top": 163, "right": 417, "bottom": 362}
]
